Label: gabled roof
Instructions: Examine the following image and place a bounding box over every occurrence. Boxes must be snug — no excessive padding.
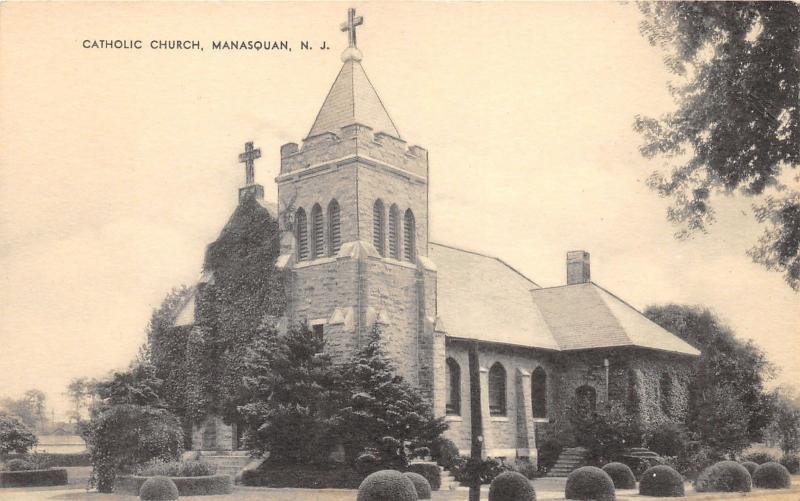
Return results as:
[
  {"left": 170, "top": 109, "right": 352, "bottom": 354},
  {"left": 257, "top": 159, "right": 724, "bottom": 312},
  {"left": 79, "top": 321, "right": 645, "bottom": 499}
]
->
[
  {"left": 429, "top": 243, "right": 560, "bottom": 350},
  {"left": 531, "top": 283, "right": 700, "bottom": 356},
  {"left": 430, "top": 242, "right": 700, "bottom": 357},
  {"left": 307, "top": 60, "right": 400, "bottom": 139}
]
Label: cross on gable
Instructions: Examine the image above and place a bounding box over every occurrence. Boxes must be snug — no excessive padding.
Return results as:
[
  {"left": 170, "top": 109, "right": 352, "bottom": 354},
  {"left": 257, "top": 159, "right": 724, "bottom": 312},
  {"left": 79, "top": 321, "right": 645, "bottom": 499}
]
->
[
  {"left": 238, "top": 141, "right": 261, "bottom": 186},
  {"left": 340, "top": 8, "right": 363, "bottom": 48}
]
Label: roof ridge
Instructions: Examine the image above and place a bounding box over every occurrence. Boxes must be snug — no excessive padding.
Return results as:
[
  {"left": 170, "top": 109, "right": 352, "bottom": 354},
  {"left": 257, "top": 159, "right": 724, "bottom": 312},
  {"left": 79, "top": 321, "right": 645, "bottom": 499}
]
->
[
  {"left": 356, "top": 61, "right": 400, "bottom": 138},
  {"left": 429, "top": 241, "right": 539, "bottom": 287}
]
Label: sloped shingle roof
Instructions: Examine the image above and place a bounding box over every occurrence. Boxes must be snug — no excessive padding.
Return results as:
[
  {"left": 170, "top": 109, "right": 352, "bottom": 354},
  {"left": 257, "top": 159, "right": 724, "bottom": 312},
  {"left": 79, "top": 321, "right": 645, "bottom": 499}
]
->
[
  {"left": 431, "top": 243, "right": 699, "bottom": 357},
  {"left": 307, "top": 60, "right": 400, "bottom": 139},
  {"left": 429, "top": 243, "right": 560, "bottom": 350}
]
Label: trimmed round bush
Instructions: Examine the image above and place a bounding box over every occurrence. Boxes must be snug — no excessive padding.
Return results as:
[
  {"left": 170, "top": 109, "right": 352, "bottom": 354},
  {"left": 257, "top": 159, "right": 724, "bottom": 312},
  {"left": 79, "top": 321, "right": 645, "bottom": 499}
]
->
[
  {"left": 403, "top": 472, "right": 432, "bottom": 500},
  {"left": 695, "top": 461, "right": 751, "bottom": 493},
  {"left": 752, "top": 462, "right": 791, "bottom": 489},
  {"left": 639, "top": 465, "right": 685, "bottom": 497},
  {"left": 780, "top": 454, "right": 799, "bottom": 474},
  {"left": 565, "top": 466, "right": 616, "bottom": 501},
  {"left": 407, "top": 462, "right": 441, "bottom": 491},
  {"left": 602, "top": 462, "right": 636, "bottom": 489},
  {"left": 741, "top": 452, "right": 777, "bottom": 464},
  {"left": 139, "top": 476, "right": 179, "bottom": 501},
  {"left": 740, "top": 461, "right": 759, "bottom": 477},
  {"left": 357, "top": 470, "right": 418, "bottom": 501},
  {"left": 5, "top": 459, "right": 33, "bottom": 471},
  {"left": 489, "top": 471, "right": 535, "bottom": 501},
  {"left": 355, "top": 453, "right": 380, "bottom": 475}
]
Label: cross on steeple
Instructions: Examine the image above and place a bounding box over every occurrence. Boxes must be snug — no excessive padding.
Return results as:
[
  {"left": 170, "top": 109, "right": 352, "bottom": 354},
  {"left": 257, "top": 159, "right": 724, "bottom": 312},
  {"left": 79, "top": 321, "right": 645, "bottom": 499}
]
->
[
  {"left": 340, "top": 8, "right": 363, "bottom": 48},
  {"left": 238, "top": 141, "right": 261, "bottom": 186}
]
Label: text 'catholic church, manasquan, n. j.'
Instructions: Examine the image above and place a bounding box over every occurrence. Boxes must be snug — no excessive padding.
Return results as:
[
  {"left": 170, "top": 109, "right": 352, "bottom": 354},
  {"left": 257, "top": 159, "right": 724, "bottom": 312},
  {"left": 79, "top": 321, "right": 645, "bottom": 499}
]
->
[{"left": 170, "top": 9, "right": 700, "bottom": 464}]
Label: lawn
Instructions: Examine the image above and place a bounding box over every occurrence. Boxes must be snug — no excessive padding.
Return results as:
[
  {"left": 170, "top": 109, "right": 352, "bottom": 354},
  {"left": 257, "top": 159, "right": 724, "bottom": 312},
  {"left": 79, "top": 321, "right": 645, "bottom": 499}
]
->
[{"left": 2, "top": 475, "right": 799, "bottom": 501}]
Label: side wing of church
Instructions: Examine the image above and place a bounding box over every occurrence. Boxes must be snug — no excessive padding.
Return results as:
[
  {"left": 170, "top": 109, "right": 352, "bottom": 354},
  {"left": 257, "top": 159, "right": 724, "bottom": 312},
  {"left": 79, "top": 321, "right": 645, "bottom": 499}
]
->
[{"left": 172, "top": 10, "right": 700, "bottom": 463}]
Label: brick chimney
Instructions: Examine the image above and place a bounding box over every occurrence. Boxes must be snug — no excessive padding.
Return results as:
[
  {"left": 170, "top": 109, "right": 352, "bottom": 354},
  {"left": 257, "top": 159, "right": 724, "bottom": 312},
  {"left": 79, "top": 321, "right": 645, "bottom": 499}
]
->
[{"left": 566, "top": 251, "right": 591, "bottom": 285}]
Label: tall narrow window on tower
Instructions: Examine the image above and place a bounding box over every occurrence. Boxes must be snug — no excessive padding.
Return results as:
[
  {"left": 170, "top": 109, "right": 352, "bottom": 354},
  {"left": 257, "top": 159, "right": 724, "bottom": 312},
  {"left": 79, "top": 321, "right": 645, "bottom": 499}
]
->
[
  {"left": 373, "top": 199, "right": 385, "bottom": 256},
  {"left": 328, "top": 200, "right": 341, "bottom": 256},
  {"left": 311, "top": 204, "right": 324, "bottom": 259},
  {"left": 388, "top": 204, "right": 400, "bottom": 259},
  {"left": 403, "top": 209, "right": 416, "bottom": 262},
  {"left": 296, "top": 208, "right": 308, "bottom": 260}
]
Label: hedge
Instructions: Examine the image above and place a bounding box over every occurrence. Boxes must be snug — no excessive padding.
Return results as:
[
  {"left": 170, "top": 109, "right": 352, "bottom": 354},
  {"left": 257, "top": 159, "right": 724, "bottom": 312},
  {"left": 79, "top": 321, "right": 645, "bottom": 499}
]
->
[
  {"left": 240, "top": 463, "right": 366, "bottom": 489},
  {"left": 752, "top": 462, "right": 791, "bottom": 489},
  {"left": 139, "top": 476, "right": 179, "bottom": 501},
  {"left": 565, "top": 466, "right": 616, "bottom": 501},
  {"left": 489, "top": 471, "right": 535, "bottom": 501},
  {"left": 602, "top": 462, "right": 636, "bottom": 489},
  {"left": 639, "top": 465, "right": 684, "bottom": 497},
  {"left": 357, "top": 470, "right": 418, "bottom": 501},
  {"left": 4, "top": 452, "right": 91, "bottom": 467},
  {"left": 114, "top": 474, "right": 233, "bottom": 496},
  {"left": 404, "top": 472, "right": 432, "bottom": 500},
  {"left": 695, "top": 461, "right": 751, "bottom": 493},
  {"left": 0, "top": 468, "right": 68, "bottom": 488}
]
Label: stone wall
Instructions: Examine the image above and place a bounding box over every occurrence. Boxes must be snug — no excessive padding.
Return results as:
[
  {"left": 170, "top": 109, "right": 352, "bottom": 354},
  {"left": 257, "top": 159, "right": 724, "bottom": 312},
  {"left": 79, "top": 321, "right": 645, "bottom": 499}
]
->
[{"left": 441, "top": 340, "right": 694, "bottom": 459}]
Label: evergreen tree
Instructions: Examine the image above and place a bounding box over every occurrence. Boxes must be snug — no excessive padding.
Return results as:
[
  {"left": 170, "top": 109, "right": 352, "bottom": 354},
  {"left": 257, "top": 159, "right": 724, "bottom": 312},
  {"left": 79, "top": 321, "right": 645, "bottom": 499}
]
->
[
  {"left": 237, "top": 322, "right": 340, "bottom": 463},
  {"left": 335, "top": 326, "right": 447, "bottom": 463}
]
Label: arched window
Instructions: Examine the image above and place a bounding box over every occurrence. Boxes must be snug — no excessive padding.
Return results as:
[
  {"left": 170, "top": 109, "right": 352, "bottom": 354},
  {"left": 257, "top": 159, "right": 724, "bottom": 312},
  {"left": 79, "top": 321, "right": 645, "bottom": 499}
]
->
[
  {"left": 446, "top": 358, "right": 461, "bottom": 415},
  {"left": 388, "top": 204, "right": 401, "bottom": 259},
  {"left": 488, "top": 362, "right": 506, "bottom": 416},
  {"left": 310, "top": 204, "right": 324, "bottom": 259},
  {"left": 373, "top": 199, "right": 385, "bottom": 256},
  {"left": 575, "top": 385, "right": 597, "bottom": 412},
  {"left": 531, "top": 367, "right": 547, "bottom": 418},
  {"left": 327, "top": 200, "right": 341, "bottom": 256},
  {"left": 626, "top": 368, "right": 640, "bottom": 413},
  {"left": 659, "top": 373, "right": 672, "bottom": 416},
  {"left": 403, "top": 209, "right": 416, "bottom": 262},
  {"left": 295, "top": 208, "right": 308, "bottom": 260}
]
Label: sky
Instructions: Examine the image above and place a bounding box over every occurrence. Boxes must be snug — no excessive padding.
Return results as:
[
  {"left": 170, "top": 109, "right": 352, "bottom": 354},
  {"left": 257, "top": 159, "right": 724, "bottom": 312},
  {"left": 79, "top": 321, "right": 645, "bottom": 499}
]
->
[{"left": 1, "top": 2, "right": 797, "bottom": 421}]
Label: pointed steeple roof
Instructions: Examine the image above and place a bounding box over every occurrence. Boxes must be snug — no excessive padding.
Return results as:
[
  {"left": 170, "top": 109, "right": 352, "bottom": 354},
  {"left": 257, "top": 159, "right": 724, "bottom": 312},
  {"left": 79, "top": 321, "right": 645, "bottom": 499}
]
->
[{"left": 307, "top": 57, "right": 400, "bottom": 140}]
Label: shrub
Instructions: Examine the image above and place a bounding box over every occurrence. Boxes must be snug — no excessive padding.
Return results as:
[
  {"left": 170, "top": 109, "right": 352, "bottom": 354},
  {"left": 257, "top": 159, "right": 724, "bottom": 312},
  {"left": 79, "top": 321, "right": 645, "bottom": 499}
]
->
[
  {"left": 4, "top": 452, "right": 91, "bottom": 467},
  {"left": 646, "top": 423, "right": 688, "bottom": 457},
  {"left": 407, "top": 462, "right": 441, "bottom": 490},
  {"left": 489, "top": 471, "right": 535, "bottom": 501},
  {"left": 752, "top": 462, "right": 791, "bottom": 489},
  {"left": 0, "top": 412, "right": 37, "bottom": 455},
  {"left": 451, "top": 457, "right": 512, "bottom": 485},
  {"left": 171, "top": 475, "right": 233, "bottom": 496},
  {"left": 740, "top": 461, "right": 759, "bottom": 476},
  {"left": 138, "top": 476, "right": 179, "bottom": 500},
  {"left": 82, "top": 404, "right": 183, "bottom": 493},
  {"left": 431, "top": 438, "right": 459, "bottom": 469},
  {"left": 0, "top": 468, "right": 68, "bottom": 488},
  {"left": 639, "top": 465, "right": 685, "bottom": 497},
  {"left": 741, "top": 451, "right": 777, "bottom": 464},
  {"left": 537, "top": 439, "right": 562, "bottom": 472},
  {"left": 695, "top": 461, "right": 751, "bottom": 493},
  {"left": 602, "top": 462, "right": 636, "bottom": 489},
  {"left": 403, "top": 472, "right": 432, "bottom": 500},
  {"left": 672, "top": 443, "right": 724, "bottom": 480},
  {"left": 779, "top": 454, "right": 799, "bottom": 474},
  {"left": 411, "top": 447, "right": 431, "bottom": 460},
  {"left": 240, "top": 462, "right": 366, "bottom": 489},
  {"left": 5, "top": 459, "right": 33, "bottom": 471},
  {"left": 355, "top": 453, "right": 380, "bottom": 475},
  {"left": 511, "top": 458, "right": 537, "bottom": 479},
  {"left": 136, "top": 459, "right": 216, "bottom": 477},
  {"left": 565, "top": 466, "right": 616, "bottom": 501},
  {"left": 357, "top": 470, "right": 418, "bottom": 501}
]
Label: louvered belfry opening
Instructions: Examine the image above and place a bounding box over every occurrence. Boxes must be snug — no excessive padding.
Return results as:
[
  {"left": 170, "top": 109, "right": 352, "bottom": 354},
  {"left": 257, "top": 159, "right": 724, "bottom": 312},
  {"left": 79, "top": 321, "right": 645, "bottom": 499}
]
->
[
  {"left": 295, "top": 208, "right": 308, "bottom": 260},
  {"left": 403, "top": 209, "right": 415, "bottom": 262},
  {"left": 373, "top": 199, "right": 385, "bottom": 256},
  {"left": 311, "top": 204, "right": 324, "bottom": 259},
  {"left": 328, "top": 200, "right": 341, "bottom": 256},
  {"left": 388, "top": 205, "right": 400, "bottom": 259}
]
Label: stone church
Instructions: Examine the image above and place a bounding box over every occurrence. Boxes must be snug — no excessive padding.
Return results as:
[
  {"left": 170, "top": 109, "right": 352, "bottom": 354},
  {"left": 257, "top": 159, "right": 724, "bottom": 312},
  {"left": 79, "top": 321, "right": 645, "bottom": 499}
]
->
[{"left": 172, "top": 9, "right": 700, "bottom": 464}]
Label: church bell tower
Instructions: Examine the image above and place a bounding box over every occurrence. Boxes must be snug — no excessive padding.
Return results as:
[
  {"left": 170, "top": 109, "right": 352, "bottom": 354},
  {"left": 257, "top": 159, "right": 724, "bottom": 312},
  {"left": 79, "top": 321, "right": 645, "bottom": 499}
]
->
[{"left": 275, "top": 9, "right": 439, "bottom": 397}]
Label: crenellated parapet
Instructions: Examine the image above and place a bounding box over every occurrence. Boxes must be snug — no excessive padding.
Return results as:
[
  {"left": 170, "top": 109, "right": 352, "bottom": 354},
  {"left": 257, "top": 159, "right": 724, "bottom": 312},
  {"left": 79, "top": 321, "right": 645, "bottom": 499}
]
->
[{"left": 279, "top": 124, "right": 428, "bottom": 180}]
